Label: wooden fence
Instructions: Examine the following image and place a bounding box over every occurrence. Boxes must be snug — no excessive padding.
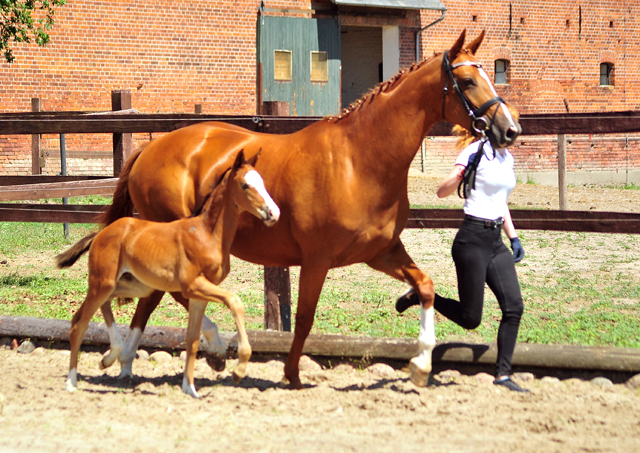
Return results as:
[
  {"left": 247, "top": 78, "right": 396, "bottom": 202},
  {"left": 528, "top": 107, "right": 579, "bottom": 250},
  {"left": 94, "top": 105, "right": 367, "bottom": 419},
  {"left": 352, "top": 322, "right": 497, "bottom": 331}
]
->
[{"left": 2, "top": 92, "right": 640, "bottom": 331}]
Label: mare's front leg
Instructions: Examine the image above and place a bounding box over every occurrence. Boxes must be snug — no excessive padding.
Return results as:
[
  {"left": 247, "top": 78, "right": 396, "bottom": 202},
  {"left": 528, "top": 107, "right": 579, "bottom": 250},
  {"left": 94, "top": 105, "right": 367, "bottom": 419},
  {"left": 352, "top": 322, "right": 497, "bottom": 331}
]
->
[
  {"left": 367, "top": 240, "right": 436, "bottom": 387},
  {"left": 285, "top": 263, "right": 329, "bottom": 390},
  {"left": 99, "top": 302, "right": 124, "bottom": 370}
]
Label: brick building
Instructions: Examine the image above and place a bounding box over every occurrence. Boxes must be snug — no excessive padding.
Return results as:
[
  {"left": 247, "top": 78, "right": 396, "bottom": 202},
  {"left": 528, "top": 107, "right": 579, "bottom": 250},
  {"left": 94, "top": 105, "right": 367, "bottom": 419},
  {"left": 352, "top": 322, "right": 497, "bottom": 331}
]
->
[{"left": 1, "top": 0, "right": 639, "bottom": 184}]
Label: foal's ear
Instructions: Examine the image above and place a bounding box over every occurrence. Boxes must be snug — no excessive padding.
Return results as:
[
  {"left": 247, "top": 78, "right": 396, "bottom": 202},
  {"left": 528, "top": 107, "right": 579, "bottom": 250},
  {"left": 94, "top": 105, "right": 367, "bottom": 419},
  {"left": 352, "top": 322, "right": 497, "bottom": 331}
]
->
[
  {"left": 247, "top": 148, "right": 261, "bottom": 167},
  {"left": 449, "top": 29, "right": 467, "bottom": 58},
  {"left": 233, "top": 149, "right": 246, "bottom": 170},
  {"left": 466, "top": 30, "right": 485, "bottom": 55}
]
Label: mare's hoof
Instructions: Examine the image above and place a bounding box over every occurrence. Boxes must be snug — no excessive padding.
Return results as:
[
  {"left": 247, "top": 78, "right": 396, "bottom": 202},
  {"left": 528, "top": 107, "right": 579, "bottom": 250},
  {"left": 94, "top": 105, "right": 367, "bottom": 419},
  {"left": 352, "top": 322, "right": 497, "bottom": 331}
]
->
[
  {"left": 409, "top": 360, "right": 430, "bottom": 387},
  {"left": 205, "top": 353, "right": 227, "bottom": 372}
]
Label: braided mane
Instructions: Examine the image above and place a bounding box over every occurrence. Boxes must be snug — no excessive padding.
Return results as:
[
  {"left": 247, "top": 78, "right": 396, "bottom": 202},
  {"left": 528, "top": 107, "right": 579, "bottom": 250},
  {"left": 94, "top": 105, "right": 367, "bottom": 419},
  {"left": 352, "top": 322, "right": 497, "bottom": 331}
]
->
[{"left": 328, "top": 51, "right": 443, "bottom": 123}]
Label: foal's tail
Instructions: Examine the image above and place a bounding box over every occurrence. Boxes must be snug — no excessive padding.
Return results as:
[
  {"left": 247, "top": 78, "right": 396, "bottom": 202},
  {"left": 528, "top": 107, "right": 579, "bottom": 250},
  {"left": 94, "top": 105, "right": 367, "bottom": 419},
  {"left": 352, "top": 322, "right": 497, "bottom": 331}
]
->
[
  {"left": 55, "top": 232, "right": 98, "bottom": 268},
  {"left": 97, "top": 144, "right": 147, "bottom": 226}
]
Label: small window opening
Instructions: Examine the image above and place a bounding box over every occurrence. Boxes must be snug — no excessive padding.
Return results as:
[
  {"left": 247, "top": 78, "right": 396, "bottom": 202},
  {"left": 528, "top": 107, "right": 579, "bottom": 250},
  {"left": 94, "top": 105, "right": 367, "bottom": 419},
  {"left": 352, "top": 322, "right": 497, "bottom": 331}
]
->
[
  {"left": 600, "top": 63, "right": 613, "bottom": 86},
  {"left": 565, "top": 19, "right": 570, "bottom": 27},
  {"left": 310, "top": 51, "right": 329, "bottom": 82},
  {"left": 609, "top": 21, "right": 614, "bottom": 28},
  {"left": 274, "top": 50, "right": 292, "bottom": 81},
  {"left": 520, "top": 17, "right": 525, "bottom": 25},
  {"left": 495, "top": 59, "right": 509, "bottom": 85},
  {"left": 472, "top": 15, "right": 477, "bottom": 22}
]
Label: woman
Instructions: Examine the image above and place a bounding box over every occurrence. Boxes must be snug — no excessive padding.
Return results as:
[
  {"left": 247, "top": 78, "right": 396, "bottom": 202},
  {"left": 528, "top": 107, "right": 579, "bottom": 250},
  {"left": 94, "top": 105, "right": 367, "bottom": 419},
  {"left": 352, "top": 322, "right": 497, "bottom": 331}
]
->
[{"left": 397, "top": 128, "right": 528, "bottom": 392}]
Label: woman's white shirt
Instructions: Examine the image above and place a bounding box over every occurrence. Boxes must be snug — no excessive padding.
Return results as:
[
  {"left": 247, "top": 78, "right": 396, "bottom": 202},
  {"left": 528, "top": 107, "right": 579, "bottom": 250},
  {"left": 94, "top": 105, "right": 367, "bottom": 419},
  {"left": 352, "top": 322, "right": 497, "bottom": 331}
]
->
[{"left": 455, "top": 140, "right": 516, "bottom": 220}]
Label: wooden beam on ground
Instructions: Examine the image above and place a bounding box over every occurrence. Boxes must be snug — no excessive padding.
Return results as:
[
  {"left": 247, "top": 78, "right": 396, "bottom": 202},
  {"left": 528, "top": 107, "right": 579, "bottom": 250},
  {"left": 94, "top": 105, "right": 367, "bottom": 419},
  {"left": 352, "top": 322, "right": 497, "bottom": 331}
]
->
[
  {"left": 2, "top": 316, "right": 639, "bottom": 372},
  {"left": 0, "top": 178, "right": 118, "bottom": 201},
  {"left": 0, "top": 176, "right": 113, "bottom": 186}
]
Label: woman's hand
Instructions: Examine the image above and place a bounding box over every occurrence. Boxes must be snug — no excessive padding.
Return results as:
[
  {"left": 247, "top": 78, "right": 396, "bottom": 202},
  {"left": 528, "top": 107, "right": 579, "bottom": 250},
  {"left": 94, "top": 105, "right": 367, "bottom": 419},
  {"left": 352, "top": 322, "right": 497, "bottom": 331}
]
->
[{"left": 510, "top": 237, "right": 525, "bottom": 263}]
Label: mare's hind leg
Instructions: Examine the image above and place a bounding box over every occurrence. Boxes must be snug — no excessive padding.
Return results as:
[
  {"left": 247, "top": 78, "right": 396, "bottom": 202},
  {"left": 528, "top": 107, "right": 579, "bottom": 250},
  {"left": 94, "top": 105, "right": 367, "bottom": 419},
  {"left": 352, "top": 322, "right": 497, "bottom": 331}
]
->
[
  {"left": 99, "top": 302, "right": 124, "bottom": 370},
  {"left": 366, "top": 240, "right": 436, "bottom": 387}
]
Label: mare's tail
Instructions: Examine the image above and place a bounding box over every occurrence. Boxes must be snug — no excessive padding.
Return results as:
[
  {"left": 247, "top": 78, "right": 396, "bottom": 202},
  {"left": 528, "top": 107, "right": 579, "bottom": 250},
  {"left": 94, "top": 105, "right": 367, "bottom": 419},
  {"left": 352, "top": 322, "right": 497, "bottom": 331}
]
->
[
  {"left": 97, "top": 144, "right": 147, "bottom": 226},
  {"left": 55, "top": 232, "right": 98, "bottom": 268}
]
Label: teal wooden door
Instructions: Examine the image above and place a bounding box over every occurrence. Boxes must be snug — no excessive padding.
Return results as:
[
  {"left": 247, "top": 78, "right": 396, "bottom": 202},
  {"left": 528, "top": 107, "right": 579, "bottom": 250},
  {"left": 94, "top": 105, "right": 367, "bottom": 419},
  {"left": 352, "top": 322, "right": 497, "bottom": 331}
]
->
[{"left": 258, "top": 16, "right": 341, "bottom": 116}]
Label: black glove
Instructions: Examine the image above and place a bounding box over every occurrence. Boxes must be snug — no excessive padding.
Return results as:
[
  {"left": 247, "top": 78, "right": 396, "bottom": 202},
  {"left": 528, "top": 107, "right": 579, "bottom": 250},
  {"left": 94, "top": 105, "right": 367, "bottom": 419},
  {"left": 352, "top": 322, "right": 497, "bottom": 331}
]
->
[{"left": 510, "top": 237, "right": 525, "bottom": 263}]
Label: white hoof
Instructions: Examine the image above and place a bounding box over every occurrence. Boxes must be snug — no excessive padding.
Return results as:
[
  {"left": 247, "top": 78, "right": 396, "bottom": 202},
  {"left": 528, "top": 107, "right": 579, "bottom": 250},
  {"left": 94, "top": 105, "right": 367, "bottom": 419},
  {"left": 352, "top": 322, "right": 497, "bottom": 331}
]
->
[
  {"left": 66, "top": 369, "right": 78, "bottom": 392},
  {"left": 409, "top": 358, "right": 430, "bottom": 387},
  {"left": 181, "top": 376, "right": 199, "bottom": 399},
  {"left": 118, "top": 362, "right": 134, "bottom": 379}
]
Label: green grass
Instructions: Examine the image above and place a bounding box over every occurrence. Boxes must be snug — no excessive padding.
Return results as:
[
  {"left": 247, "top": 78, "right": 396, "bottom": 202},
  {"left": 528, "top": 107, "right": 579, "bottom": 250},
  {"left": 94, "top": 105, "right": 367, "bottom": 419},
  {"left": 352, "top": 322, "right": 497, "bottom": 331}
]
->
[{"left": 1, "top": 211, "right": 639, "bottom": 349}]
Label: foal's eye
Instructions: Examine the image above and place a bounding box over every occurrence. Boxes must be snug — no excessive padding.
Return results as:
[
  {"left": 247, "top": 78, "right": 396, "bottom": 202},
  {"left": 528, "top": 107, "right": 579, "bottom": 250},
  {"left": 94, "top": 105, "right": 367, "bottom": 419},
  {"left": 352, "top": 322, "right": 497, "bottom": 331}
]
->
[{"left": 241, "top": 183, "right": 250, "bottom": 190}]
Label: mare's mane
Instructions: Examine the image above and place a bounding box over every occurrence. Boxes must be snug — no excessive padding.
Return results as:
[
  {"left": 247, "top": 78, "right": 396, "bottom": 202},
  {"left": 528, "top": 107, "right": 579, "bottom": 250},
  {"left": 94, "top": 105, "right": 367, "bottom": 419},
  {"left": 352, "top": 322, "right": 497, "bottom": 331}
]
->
[{"left": 330, "top": 51, "right": 443, "bottom": 123}]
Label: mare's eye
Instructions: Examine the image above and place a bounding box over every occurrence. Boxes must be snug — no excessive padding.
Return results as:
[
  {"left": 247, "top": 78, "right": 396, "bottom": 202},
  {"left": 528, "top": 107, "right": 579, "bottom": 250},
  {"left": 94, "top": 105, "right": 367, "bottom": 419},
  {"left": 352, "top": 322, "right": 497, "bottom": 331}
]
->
[{"left": 461, "top": 78, "right": 476, "bottom": 89}]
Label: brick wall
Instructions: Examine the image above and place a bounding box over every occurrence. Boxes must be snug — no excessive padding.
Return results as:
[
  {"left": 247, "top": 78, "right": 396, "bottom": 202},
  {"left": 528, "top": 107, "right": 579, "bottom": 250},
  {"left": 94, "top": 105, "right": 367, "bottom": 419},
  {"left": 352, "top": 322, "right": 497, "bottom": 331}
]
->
[{"left": 0, "top": 0, "right": 638, "bottom": 181}]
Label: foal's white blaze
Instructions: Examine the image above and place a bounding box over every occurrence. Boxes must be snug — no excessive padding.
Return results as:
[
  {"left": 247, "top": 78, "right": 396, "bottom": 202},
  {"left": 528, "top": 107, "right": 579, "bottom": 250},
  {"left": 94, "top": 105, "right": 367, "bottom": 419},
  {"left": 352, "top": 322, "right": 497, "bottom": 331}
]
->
[{"left": 244, "top": 170, "right": 280, "bottom": 224}]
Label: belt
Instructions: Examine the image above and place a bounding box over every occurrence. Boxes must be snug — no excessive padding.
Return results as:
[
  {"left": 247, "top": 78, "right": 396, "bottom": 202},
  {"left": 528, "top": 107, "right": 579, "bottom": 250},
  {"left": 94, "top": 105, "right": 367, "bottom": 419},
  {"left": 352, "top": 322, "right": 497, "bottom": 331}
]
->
[{"left": 464, "top": 215, "right": 504, "bottom": 229}]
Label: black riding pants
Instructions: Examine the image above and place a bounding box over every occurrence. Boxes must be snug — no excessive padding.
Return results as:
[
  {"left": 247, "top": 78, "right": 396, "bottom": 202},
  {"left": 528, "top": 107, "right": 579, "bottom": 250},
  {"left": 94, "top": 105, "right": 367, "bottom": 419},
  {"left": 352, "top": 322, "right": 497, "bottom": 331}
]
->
[{"left": 433, "top": 219, "right": 524, "bottom": 377}]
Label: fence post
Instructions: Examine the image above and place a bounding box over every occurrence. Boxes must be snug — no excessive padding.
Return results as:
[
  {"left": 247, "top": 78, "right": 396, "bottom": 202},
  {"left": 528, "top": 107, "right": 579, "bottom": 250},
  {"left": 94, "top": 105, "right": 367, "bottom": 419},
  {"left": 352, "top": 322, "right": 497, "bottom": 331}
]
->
[
  {"left": 31, "top": 98, "right": 42, "bottom": 175},
  {"left": 111, "top": 90, "right": 133, "bottom": 176},
  {"left": 558, "top": 133, "right": 567, "bottom": 210},
  {"left": 261, "top": 100, "right": 291, "bottom": 331}
]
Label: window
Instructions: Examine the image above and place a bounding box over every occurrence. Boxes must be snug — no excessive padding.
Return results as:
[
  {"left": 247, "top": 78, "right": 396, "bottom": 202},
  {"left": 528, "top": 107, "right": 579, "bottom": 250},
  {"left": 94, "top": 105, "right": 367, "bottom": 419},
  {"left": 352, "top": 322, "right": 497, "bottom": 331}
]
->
[
  {"left": 310, "top": 51, "right": 328, "bottom": 82},
  {"left": 600, "top": 63, "right": 613, "bottom": 86},
  {"left": 495, "top": 59, "right": 509, "bottom": 85},
  {"left": 274, "top": 50, "right": 292, "bottom": 81}
]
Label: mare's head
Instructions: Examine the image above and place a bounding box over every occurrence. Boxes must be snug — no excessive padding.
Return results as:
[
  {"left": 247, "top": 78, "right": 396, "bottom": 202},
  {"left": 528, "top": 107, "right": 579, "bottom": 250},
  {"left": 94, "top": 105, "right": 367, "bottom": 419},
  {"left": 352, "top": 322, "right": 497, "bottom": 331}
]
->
[
  {"left": 441, "top": 29, "right": 521, "bottom": 149},
  {"left": 227, "top": 149, "right": 280, "bottom": 227}
]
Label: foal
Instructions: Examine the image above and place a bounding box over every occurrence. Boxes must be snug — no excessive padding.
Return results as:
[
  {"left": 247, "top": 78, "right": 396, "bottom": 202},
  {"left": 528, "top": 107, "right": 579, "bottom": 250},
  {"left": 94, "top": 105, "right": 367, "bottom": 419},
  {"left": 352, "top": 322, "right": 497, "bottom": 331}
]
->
[{"left": 56, "top": 150, "right": 279, "bottom": 398}]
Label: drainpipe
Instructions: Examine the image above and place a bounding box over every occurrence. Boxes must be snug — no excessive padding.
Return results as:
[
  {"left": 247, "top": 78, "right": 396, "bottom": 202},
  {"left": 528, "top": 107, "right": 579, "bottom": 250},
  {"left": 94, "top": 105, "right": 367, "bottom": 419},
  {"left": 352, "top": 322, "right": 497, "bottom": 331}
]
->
[
  {"left": 415, "top": 9, "right": 446, "bottom": 63},
  {"left": 416, "top": 9, "right": 446, "bottom": 173}
]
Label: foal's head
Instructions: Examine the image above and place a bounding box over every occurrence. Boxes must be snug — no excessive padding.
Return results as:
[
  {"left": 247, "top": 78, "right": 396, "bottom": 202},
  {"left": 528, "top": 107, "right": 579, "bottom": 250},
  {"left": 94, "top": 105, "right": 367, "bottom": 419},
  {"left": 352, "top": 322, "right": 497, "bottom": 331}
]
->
[{"left": 226, "top": 150, "right": 280, "bottom": 227}]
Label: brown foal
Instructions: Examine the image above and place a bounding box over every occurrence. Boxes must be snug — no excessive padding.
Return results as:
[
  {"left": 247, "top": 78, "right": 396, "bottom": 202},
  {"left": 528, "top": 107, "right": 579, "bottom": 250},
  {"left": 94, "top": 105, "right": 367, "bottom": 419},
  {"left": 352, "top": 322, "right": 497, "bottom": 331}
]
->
[{"left": 56, "top": 151, "right": 279, "bottom": 398}]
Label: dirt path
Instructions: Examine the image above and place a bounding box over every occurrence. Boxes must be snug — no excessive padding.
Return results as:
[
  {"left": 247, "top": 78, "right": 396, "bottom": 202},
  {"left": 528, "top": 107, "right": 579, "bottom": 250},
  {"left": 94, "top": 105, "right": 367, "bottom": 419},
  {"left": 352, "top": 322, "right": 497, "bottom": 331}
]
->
[
  {"left": 1, "top": 176, "right": 640, "bottom": 452},
  {"left": 2, "top": 347, "right": 639, "bottom": 453}
]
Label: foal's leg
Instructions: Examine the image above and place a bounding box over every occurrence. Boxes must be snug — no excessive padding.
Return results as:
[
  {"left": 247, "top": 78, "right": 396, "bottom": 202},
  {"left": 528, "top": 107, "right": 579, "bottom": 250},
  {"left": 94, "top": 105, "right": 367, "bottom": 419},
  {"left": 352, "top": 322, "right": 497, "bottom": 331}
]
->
[
  {"left": 170, "top": 292, "right": 227, "bottom": 372},
  {"left": 67, "top": 290, "right": 113, "bottom": 392},
  {"left": 182, "top": 299, "right": 207, "bottom": 398},
  {"left": 99, "top": 302, "right": 124, "bottom": 370},
  {"left": 118, "top": 290, "right": 164, "bottom": 377},
  {"left": 183, "top": 276, "right": 252, "bottom": 387},
  {"left": 367, "top": 240, "right": 436, "bottom": 387}
]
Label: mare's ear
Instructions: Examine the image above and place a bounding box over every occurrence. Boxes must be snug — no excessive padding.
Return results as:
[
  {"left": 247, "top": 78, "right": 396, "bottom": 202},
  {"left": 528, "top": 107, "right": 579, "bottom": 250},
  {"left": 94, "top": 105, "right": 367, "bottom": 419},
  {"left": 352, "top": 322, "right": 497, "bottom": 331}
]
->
[
  {"left": 247, "top": 148, "right": 261, "bottom": 167},
  {"left": 466, "top": 30, "right": 485, "bottom": 55},
  {"left": 233, "top": 149, "right": 246, "bottom": 170},
  {"left": 449, "top": 29, "right": 467, "bottom": 58}
]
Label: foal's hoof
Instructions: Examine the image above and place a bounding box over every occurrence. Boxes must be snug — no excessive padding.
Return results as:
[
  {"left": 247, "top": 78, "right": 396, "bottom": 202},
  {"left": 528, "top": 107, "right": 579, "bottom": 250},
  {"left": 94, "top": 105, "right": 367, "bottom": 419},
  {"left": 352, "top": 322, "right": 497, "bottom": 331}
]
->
[
  {"left": 409, "top": 360, "right": 430, "bottom": 387},
  {"left": 205, "top": 353, "right": 227, "bottom": 372}
]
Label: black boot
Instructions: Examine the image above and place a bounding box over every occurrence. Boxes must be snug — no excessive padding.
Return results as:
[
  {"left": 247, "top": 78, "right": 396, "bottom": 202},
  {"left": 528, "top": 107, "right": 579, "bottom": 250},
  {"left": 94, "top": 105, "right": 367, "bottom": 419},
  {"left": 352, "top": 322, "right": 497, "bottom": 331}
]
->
[
  {"left": 493, "top": 377, "right": 530, "bottom": 393},
  {"left": 395, "top": 289, "right": 420, "bottom": 314}
]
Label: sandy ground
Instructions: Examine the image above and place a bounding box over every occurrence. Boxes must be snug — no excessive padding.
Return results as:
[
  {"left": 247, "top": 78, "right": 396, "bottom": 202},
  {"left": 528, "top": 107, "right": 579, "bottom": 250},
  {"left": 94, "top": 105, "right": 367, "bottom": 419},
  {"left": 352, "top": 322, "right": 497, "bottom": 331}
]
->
[
  {"left": 1, "top": 175, "right": 640, "bottom": 452},
  {"left": 1, "top": 347, "right": 639, "bottom": 453}
]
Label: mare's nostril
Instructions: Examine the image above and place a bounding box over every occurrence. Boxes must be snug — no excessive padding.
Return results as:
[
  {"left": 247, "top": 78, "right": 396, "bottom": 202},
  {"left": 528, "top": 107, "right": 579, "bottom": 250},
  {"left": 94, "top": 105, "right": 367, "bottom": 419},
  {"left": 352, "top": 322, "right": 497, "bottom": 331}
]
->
[{"left": 506, "top": 125, "right": 519, "bottom": 141}]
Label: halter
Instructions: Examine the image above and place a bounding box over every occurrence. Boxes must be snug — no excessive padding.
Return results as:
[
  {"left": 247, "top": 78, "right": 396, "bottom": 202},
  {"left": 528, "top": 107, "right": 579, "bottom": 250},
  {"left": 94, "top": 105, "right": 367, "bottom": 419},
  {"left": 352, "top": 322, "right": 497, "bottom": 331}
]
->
[{"left": 442, "top": 50, "right": 505, "bottom": 136}]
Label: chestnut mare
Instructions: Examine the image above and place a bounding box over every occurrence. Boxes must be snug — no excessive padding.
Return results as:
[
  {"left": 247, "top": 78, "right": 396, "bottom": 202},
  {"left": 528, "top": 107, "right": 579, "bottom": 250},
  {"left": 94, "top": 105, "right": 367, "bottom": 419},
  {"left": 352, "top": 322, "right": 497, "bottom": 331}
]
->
[
  {"left": 57, "top": 151, "right": 280, "bottom": 398},
  {"left": 100, "top": 30, "right": 521, "bottom": 389}
]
